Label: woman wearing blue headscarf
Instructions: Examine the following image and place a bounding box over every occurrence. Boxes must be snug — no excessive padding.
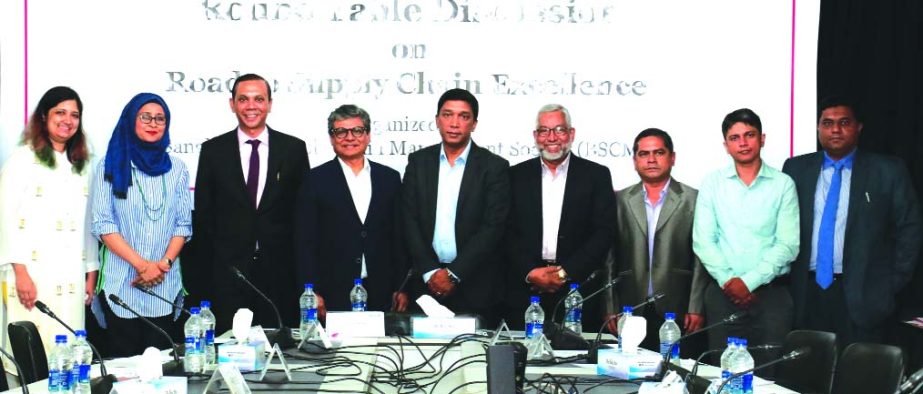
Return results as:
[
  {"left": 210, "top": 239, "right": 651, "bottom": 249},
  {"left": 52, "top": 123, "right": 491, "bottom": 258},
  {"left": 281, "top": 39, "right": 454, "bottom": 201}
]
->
[{"left": 90, "top": 93, "right": 191, "bottom": 356}]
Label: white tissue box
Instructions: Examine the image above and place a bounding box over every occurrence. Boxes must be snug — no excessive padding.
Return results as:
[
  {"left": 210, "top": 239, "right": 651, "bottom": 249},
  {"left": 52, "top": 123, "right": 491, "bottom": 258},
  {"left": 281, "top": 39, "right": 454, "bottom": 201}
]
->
[
  {"left": 596, "top": 347, "right": 663, "bottom": 380},
  {"left": 218, "top": 341, "right": 266, "bottom": 372}
]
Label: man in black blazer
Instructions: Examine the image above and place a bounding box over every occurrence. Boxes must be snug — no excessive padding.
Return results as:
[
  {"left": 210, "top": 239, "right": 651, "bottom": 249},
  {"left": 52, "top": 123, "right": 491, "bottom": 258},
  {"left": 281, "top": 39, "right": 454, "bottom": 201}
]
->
[
  {"left": 402, "top": 88, "right": 510, "bottom": 327},
  {"left": 506, "top": 104, "right": 616, "bottom": 332},
  {"left": 194, "top": 74, "right": 310, "bottom": 332},
  {"left": 293, "top": 104, "right": 409, "bottom": 317},
  {"left": 782, "top": 96, "right": 921, "bottom": 346}
]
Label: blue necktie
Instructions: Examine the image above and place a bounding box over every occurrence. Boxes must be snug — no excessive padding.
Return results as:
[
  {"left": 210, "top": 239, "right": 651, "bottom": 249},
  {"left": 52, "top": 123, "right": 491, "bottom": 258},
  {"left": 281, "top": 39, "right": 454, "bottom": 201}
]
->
[{"left": 816, "top": 162, "right": 844, "bottom": 289}]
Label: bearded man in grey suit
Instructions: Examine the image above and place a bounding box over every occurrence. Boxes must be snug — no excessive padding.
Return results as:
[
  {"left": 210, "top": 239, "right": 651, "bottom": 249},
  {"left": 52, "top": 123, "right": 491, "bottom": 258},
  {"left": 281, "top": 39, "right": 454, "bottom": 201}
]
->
[{"left": 605, "top": 128, "right": 708, "bottom": 352}]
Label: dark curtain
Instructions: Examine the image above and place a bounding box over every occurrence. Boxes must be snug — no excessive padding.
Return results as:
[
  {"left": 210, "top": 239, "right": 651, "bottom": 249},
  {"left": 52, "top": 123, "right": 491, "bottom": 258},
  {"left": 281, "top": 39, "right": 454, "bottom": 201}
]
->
[{"left": 818, "top": 0, "right": 923, "bottom": 367}]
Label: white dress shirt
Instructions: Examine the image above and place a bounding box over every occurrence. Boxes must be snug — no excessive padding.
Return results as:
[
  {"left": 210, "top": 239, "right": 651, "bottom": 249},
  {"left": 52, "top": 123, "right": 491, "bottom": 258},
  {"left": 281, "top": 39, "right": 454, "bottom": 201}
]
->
[
  {"left": 237, "top": 128, "right": 269, "bottom": 207},
  {"left": 541, "top": 154, "right": 571, "bottom": 260},
  {"left": 338, "top": 157, "right": 372, "bottom": 278}
]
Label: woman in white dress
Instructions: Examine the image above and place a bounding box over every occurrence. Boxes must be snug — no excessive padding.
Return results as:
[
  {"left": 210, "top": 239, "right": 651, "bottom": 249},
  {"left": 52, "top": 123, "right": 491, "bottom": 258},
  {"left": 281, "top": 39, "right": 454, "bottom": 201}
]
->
[{"left": 0, "top": 86, "right": 99, "bottom": 354}]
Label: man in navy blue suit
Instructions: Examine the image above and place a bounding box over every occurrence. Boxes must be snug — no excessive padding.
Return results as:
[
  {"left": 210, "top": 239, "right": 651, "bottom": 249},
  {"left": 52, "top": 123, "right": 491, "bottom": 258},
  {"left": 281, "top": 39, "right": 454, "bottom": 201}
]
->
[{"left": 294, "top": 105, "right": 409, "bottom": 319}]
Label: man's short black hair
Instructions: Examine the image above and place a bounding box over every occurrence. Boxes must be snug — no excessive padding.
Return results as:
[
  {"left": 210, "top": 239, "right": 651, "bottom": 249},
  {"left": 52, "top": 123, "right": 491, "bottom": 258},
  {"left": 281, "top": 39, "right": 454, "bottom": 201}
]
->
[
  {"left": 231, "top": 73, "right": 272, "bottom": 100},
  {"left": 633, "top": 128, "right": 674, "bottom": 153},
  {"left": 436, "top": 88, "right": 479, "bottom": 120},
  {"left": 721, "top": 108, "right": 762, "bottom": 138},
  {"left": 818, "top": 95, "right": 862, "bottom": 123}
]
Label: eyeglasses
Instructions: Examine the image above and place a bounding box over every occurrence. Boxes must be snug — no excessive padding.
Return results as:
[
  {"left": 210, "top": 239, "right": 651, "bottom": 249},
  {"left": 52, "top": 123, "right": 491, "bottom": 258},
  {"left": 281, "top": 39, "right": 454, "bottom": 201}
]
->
[
  {"left": 330, "top": 127, "right": 369, "bottom": 139},
  {"left": 138, "top": 113, "right": 167, "bottom": 126},
  {"left": 535, "top": 126, "right": 571, "bottom": 137}
]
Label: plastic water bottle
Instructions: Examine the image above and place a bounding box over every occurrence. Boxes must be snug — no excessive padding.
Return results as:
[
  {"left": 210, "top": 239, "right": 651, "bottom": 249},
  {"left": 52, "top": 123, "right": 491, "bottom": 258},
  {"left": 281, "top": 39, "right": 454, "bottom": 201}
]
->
[
  {"left": 47, "top": 334, "right": 73, "bottom": 393},
  {"left": 199, "top": 300, "right": 216, "bottom": 367},
  {"left": 349, "top": 278, "right": 368, "bottom": 311},
  {"left": 184, "top": 307, "right": 203, "bottom": 373},
  {"left": 720, "top": 337, "right": 739, "bottom": 382},
  {"left": 524, "top": 296, "right": 545, "bottom": 338},
  {"left": 659, "top": 312, "right": 682, "bottom": 362},
  {"left": 300, "top": 283, "right": 319, "bottom": 340},
  {"left": 71, "top": 330, "right": 93, "bottom": 394},
  {"left": 563, "top": 284, "right": 583, "bottom": 334},
  {"left": 728, "top": 338, "right": 755, "bottom": 394},
  {"left": 616, "top": 306, "right": 633, "bottom": 351}
]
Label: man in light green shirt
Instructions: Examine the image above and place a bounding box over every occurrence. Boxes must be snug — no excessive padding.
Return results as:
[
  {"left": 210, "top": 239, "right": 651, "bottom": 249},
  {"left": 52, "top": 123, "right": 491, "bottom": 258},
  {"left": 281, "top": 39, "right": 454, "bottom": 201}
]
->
[{"left": 692, "top": 108, "right": 799, "bottom": 377}]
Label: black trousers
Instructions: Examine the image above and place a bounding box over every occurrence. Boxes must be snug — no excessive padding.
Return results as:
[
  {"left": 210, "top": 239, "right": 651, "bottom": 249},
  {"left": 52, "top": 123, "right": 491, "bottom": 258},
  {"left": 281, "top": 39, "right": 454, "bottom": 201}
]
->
[
  {"left": 802, "top": 274, "right": 885, "bottom": 351},
  {"left": 99, "top": 291, "right": 177, "bottom": 358},
  {"left": 704, "top": 280, "right": 793, "bottom": 379}
]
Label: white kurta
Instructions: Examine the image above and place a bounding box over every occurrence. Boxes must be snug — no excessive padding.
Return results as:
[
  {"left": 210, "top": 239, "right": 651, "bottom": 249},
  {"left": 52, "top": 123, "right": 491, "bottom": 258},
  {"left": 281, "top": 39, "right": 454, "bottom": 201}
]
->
[{"left": 0, "top": 145, "right": 99, "bottom": 357}]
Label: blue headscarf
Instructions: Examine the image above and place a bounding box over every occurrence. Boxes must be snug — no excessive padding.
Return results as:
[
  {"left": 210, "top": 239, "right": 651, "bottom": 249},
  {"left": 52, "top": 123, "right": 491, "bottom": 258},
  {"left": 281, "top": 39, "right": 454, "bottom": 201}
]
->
[{"left": 103, "top": 93, "right": 172, "bottom": 198}]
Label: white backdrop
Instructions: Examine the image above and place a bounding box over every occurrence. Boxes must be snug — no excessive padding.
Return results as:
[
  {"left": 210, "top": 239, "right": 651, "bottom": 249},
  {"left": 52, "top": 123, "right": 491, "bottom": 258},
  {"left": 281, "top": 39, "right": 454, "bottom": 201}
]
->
[{"left": 0, "top": 0, "right": 819, "bottom": 189}]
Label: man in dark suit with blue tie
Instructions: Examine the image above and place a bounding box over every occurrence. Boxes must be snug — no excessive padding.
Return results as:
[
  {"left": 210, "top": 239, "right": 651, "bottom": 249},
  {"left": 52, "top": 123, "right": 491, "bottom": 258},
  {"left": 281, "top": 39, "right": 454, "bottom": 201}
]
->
[
  {"left": 782, "top": 96, "right": 922, "bottom": 346},
  {"left": 402, "top": 88, "right": 511, "bottom": 327},
  {"left": 194, "top": 74, "right": 310, "bottom": 332},
  {"left": 294, "top": 105, "right": 409, "bottom": 319}
]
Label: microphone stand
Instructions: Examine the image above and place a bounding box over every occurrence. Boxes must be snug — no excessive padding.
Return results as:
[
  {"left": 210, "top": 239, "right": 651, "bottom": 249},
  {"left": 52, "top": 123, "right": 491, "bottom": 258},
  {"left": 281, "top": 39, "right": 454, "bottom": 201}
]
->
[
  {"left": 714, "top": 348, "right": 810, "bottom": 394},
  {"left": 587, "top": 293, "right": 664, "bottom": 363},
  {"left": 135, "top": 285, "right": 192, "bottom": 316},
  {"left": 107, "top": 294, "right": 186, "bottom": 376},
  {"left": 0, "top": 346, "right": 29, "bottom": 394},
  {"left": 34, "top": 301, "right": 114, "bottom": 394},
  {"left": 230, "top": 267, "right": 294, "bottom": 350}
]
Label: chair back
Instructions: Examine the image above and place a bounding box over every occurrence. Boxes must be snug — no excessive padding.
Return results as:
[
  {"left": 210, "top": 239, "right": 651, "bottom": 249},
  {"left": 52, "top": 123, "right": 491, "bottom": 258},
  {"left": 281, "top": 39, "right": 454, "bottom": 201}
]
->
[
  {"left": 7, "top": 321, "right": 49, "bottom": 384},
  {"left": 832, "top": 342, "right": 904, "bottom": 394},
  {"left": 775, "top": 330, "right": 837, "bottom": 394}
]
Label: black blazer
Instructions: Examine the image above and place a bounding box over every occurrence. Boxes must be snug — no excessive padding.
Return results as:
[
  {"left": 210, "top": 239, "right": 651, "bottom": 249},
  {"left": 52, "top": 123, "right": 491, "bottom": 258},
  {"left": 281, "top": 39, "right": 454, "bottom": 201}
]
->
[
  {"left": 193, "top": 128, "right": 309, "bottom": 330},
  {"left": 401, "top": 142, "right": 510, "bottom": 311},
  {"left": 782, "top": 150, "right": 922, "bottom": 328},
  {"left": 293, "top": 158, "right": 407, "bottom": 312},
  {"left": 506, "top": 155, "right": 616, "bottom": 319}
]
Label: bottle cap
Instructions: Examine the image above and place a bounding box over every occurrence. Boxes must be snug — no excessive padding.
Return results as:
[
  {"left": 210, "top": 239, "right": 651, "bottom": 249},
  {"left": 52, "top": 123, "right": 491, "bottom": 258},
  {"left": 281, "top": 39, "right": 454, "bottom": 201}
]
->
[
  {"left": 190, "top": 307, "right": 201, "bottom": 314},
  {"left": 200, "top": 300, "right": 211, "bottom": 308},
  {"left": 55, "top": 335, "right": 67, "bottom": 343},
  {"left": 622, "top": 306, "right": 633, "bottom": 314},
  {"left": 305, "top": 283, "right": 313, "bottom": 289},
  {"left": 739, "top": 338, "right": 748, "bottom": 346},
  {"left": 665, "top": 312, "right": 676, "bottom": 320},
  {"left": 354, "top": 278, "right": 362, "bottom": 285},
  {"left": 569, "top": 283, "right": 578, "bottom": 290},
  {"left": 75, "top": 329, "right": 87, "bottom": 337},
  {"left": 530, "top": 296, "right": 540, "bottom": 303}
]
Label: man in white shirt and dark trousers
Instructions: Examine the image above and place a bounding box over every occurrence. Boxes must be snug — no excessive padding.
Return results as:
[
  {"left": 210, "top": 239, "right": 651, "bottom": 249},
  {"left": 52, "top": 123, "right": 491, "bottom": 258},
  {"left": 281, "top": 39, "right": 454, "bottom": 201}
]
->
[{"left": 294, "top": 105, "right": 409, "bottom": 318}]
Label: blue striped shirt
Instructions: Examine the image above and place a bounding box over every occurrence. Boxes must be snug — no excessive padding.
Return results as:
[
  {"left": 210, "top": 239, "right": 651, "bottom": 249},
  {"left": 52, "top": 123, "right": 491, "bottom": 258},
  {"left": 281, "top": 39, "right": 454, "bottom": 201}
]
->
[
  {"left": 90, "top": 156, "right": 192, "bottom": 318},
  {"left": 810, "top": 150, "right": 855, "bottom": 273}
]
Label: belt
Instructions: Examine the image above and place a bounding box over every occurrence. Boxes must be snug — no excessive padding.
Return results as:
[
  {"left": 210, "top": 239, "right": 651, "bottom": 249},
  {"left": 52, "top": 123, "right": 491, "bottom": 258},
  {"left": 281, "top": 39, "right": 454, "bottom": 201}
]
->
[
  {"left": 809, "top": 271, "right": 844, "bottom": 280},
  {"left": 541, "top": 259, "right": 558, "bottom": 266}
]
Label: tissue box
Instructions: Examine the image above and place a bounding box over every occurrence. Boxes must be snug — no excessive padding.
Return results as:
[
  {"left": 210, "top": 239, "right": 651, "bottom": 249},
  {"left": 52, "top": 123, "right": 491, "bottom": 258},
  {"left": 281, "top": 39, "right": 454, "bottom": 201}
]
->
[
  {"left": 596, "top": 347, "right": 663, "bottom": 380},
  {"left": 218, "top": 341, "right": 266, "bottom": 372}
]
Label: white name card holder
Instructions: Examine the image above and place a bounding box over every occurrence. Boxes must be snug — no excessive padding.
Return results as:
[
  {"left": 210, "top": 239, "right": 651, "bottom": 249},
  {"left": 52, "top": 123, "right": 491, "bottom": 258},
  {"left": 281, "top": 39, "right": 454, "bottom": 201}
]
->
[
  {"left": 489, "top": 319, "right": 515, "bottom": 345},
  {"left": 259, "top": 342, "right": 293, "bottom": 382},
  {"left": 412, "top": 316, "right": 478, "bottom": 339},
  {"left": 325, "top": 311, "right": 386, "bottom": 338},
  {"left": 204, "top": 364, "right": 252, "bottom": 394}
]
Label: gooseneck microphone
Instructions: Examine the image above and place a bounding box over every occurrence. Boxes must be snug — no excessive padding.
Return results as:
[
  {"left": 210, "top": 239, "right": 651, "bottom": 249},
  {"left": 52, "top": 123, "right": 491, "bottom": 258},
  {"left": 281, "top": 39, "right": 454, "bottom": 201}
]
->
[
  {"left": 714, "top": 347, "right": 811, "bottom": 393},
  {"left": 107, "top": 294, "right": 185, "bottom": 376},
  {"left": 229, "top": 266, "right": 294, "bottom": 349},
  {"left": 654, "top": 310, "right": 748, "bottom": 379},
  {"left": 587, "top": 292, "right": 665, "bottom": 363},
  {"left": 34, "top": 300, "right": 115, "bottom": 394},
  {"left": 549, "top": 269, "right": 601, "bottom": 324},
  {"left": 134, "top": 285, "right": 192, "bottom": 316},
  {"left": 685, "top": 343, "right": 781, "bottom": 385},
  {"left": 0, "top": 346, "right": 29, "bottom": 394},
  {"left": 897, "top": 365, "right": 923, "bottom": 394},
  {"left": 545, "top": 276, "right": 621, "bottom": 350}
]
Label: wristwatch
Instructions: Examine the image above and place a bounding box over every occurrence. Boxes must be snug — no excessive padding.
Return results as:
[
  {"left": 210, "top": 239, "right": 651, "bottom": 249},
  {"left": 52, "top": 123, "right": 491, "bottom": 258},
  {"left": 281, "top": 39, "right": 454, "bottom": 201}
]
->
[{"left": 162, "top": 257, "right": 174, "bottom": 267}]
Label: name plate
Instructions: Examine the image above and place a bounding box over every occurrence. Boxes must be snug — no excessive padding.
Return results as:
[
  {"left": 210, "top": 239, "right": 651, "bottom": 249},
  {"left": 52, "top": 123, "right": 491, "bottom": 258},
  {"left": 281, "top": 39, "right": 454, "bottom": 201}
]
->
[
  {"left": 326, "top": 311, "right": 386, "bottom": 338},
  {"left": 218, "top": 341, "right": 266, "bottom": 372},
  {"left": 111, "top": 376, "right": 187, "bottom": 394},
  {"left": 412, "top": 316, "right": 477, "bottom": 339}
]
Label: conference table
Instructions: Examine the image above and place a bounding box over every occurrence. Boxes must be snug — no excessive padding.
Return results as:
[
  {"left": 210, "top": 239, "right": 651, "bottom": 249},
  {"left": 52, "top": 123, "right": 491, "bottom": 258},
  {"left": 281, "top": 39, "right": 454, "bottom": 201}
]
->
[{"left": 1, "top": 332, "right": 800, "bottom": 393}]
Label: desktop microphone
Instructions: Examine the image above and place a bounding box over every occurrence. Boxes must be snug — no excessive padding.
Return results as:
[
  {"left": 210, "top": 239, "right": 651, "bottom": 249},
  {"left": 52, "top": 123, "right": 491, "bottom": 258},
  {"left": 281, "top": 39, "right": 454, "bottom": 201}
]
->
[
  {"left": 0, "top": 345, "right": 29, "bottom": 394},
  {"left": 549, "top": 268, "right": 602, "bottom": 324},
  {"left": 896, "top": 365, "right": 923, "bottom": 394},
  {"left": 654, "top": 310, "right": 748, "bottom": 380},
  {"left": 106, "top": 294, "right": 186, "bottom": 376},
  {"left": 134, "top": 285, "right": 192, "bottom": 316},
  {"left": 545, "top": 276, "right": 620, "bottom": 350},
  {"left": 587, "top": 292, "right": 665, "bottom": 363},
  {"left": 685, "top": 343, "right": 781, "bottom": 385},
  {"left": 34, "top": 300, "right": 115, "bottom": 394},
  {"left": 229, "top": 266, "right": 294, "bottom": 349},
  {"left": 714, "top": 347, "right": 811, "bottom": 393}
]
